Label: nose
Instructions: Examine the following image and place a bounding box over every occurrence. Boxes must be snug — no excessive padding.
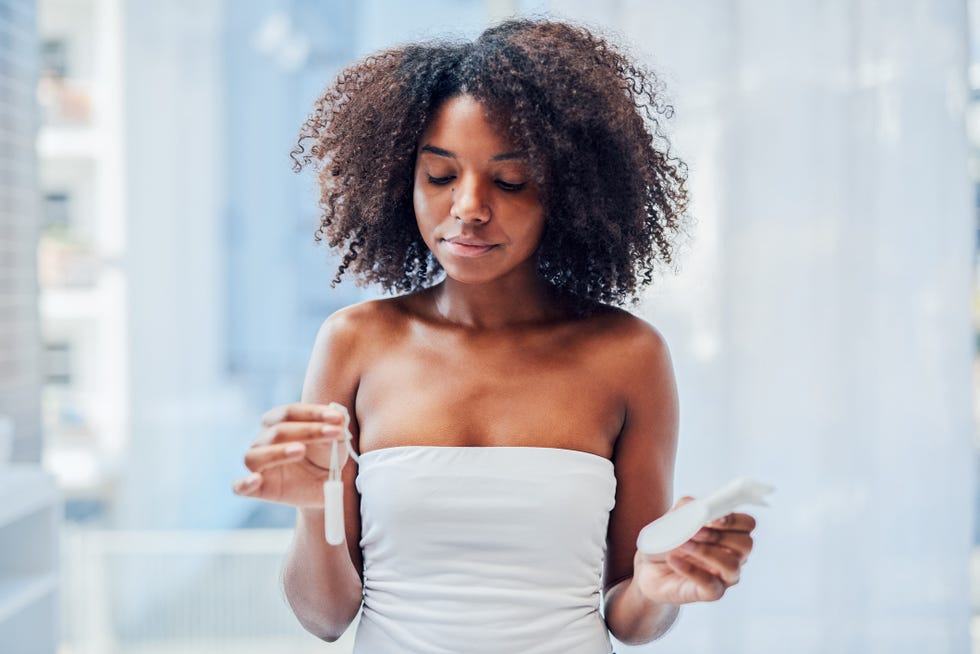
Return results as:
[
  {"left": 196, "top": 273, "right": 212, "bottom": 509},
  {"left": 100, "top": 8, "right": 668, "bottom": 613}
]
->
[{"left": 450, "top": 175, "right": 491, "bottom": 224}]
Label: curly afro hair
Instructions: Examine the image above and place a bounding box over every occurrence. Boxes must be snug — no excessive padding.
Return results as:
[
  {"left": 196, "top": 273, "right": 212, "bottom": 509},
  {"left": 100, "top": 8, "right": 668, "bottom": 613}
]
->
[{"left": 291, "top": 18, "right": 690, "bottom": 306}]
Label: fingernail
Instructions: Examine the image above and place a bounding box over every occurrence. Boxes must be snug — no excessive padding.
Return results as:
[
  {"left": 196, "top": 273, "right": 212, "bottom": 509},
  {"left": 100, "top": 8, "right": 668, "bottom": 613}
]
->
[
  {"left": 284, "top": 443, "right": 304, "bottom": 456},
  {"left": 321, "top": 425, "right": 338, "bottom": 435},
  {"left": 234, "top": 474, "right": 260, "bottom": 494},
  {"left": 321, "top": 411, "right": 342, "bottom": 423}
]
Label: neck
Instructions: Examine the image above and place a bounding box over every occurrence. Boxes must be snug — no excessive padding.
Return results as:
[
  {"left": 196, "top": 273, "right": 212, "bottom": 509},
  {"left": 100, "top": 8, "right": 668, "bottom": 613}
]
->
[{"left": 431, "top": 273, "right": 563, "bottom": 330}]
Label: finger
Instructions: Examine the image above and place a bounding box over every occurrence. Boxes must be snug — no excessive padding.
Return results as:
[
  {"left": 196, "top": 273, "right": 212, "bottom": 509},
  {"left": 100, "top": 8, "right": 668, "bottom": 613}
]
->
[
  {"left": 232, "top": 472, "right": 263, "bottom": 496},
  {"left": 244, "top": 442, "right": 307, "bottom": 472},
  {"left": 253, "top": 421, "right": 348, "bottom": 447},
  {"left": 665, "top": 552, "right": 725, "bottom": 601},
  {"left": 706, "top": 511, "right": 756, "bottom": 533},
  {"left": 260, "top": 403, "right": 346, "bottom": 428},
  {"left": 677, "top": 540, "right": 742, "bottom": 585},
  {"left": 690, "top": 528, "right": 754, "bottom": 560},
  {"left": 672, "top": 495, "right": 696, "bottom": 509}
]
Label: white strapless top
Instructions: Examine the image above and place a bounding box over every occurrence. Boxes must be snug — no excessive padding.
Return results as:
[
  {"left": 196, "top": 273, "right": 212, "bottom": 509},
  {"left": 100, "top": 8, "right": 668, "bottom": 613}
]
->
[{"left": 352, "top": 445, "right": 617, "bottom": 654}]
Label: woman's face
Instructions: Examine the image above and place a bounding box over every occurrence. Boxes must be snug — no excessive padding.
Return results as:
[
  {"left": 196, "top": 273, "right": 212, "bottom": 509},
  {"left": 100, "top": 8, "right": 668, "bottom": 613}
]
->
[{"left": 413, "top": 94, "right": 545, "bottom": 287}]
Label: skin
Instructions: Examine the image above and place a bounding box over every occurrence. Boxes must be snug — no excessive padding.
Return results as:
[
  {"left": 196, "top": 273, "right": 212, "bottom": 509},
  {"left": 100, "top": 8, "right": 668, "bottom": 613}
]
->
[{"left": 233, "top": 95, "right": 756, "bottom": 644}]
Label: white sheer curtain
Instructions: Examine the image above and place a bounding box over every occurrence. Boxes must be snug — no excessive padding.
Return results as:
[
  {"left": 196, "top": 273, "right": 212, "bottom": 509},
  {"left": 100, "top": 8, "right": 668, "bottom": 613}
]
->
[{"left": 544, "top": 1, "right": 974, "bottom": 652}]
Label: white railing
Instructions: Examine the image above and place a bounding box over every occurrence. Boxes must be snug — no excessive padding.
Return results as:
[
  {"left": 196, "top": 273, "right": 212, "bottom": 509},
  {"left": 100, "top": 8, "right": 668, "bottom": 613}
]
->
[{"left": 59, "top": 527, "right": 358, "bottom": 654}]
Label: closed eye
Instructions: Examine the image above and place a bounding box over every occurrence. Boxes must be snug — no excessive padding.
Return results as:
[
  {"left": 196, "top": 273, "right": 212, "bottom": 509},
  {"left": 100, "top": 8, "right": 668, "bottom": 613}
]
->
[
  {"left": 496, "top": 181, "right": 526, "bottom": 192},
  {"left": 426, "top": 175, "right": 526, "bottom": 192}
]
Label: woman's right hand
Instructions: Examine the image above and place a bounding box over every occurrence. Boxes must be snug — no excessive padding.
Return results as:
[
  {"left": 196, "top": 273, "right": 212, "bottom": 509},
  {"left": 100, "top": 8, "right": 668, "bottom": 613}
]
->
[{"left": 232, "top": 402, "right": 350, "bottom": 508}]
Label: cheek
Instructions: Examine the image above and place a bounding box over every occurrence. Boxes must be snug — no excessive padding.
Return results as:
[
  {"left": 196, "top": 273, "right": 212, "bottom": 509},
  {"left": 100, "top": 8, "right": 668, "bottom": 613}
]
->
[
  {"left": 516, "top": 204, "right": 546, "bottom": 249},
  {"left": 413, "top": 183, "right": 445, "bottom": 224}
]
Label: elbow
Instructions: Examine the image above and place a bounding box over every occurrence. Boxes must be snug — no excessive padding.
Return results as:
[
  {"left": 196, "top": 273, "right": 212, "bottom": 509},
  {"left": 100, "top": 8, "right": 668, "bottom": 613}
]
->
[
  {"left": 283, "top": 575, "right": 363, "bottom": 642},
  {"left": 307, "top": 625, "right": 347, "bottom": 644},
  {"left": 306, "top": 627, "right": 344, "bottom": 643},
  {"left": 301, "top": 621, "right": 341, "bottom": 643},
  {"left": 281, "top": 548, "right": 364, "bottom": 642},
  {"left": 295, "top": 603, "right": 362, "bottom": 643}
]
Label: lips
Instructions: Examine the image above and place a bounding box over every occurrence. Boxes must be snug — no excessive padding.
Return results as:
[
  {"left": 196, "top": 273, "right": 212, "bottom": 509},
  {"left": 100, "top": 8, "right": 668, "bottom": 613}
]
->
[{"left": 442, "top": 236, "right": 498, "bottom": 257}]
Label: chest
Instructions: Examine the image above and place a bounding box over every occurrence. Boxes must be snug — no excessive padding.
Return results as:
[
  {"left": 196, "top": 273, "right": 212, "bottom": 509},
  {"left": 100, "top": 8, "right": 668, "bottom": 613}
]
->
[{"left": 354, "top": 329, "right": 624, "bottom": 455}]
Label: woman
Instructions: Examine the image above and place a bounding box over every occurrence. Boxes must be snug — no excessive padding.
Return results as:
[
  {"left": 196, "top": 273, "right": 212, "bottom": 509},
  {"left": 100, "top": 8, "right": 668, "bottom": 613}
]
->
[{"left": 233, "top": 18, "right": 757, "bottom": 653}]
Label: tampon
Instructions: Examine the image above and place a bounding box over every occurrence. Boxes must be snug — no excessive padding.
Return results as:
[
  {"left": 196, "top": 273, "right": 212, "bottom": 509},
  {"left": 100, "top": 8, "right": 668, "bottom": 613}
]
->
[{"left": 323, "top": 402, "right": 358, "bottom": 546}]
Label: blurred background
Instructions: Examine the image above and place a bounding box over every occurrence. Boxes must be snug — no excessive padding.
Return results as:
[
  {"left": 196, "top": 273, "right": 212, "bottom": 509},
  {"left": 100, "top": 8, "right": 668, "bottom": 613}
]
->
[{"left": 0, "top": 0, "right": 975, "bottom": 652}]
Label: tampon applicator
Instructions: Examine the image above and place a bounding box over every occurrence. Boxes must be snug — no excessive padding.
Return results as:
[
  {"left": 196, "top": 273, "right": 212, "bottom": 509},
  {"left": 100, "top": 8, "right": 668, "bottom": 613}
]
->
[
  {"left": 637, "top": 477, "right": 774, "bottom": 555},
  {"left": 323, "top": 402, "right": 359, "bottom": 546}
]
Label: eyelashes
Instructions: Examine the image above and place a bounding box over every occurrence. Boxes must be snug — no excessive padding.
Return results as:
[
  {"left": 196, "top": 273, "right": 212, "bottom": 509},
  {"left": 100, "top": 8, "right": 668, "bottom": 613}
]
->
[{"left": 426, "top": 175, "right": 527, "bottom": 192}]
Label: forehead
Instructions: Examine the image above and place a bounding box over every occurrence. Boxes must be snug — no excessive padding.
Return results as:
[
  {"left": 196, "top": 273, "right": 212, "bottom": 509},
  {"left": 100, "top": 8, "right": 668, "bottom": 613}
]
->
[{"left": 418, "top": 95, "right": 519, "bottom": 156}]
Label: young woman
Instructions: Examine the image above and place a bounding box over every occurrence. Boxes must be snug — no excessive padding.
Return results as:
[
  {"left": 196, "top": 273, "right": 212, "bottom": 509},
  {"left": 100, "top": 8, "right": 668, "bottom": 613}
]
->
[{"left": 233, "top": 19, "right": 757, "bottom": 653}]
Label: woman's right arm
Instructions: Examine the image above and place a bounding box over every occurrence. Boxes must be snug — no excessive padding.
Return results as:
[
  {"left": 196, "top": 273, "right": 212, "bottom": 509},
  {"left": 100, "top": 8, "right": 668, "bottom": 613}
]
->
[{"left": 234, "top": 310, "right": 366, "bottom": 641}]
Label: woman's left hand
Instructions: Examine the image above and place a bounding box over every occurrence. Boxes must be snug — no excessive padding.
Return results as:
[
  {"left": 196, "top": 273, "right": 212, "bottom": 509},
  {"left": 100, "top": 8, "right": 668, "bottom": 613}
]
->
[{"left": 632, "top": 496, "right": 757, "bottom": 605}]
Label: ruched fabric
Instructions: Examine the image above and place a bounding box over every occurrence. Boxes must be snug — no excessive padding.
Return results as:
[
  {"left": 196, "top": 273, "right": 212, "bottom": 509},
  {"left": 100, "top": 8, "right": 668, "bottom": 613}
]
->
[{"left": 353, "top": 445, "right": 617, "bottom": 654}]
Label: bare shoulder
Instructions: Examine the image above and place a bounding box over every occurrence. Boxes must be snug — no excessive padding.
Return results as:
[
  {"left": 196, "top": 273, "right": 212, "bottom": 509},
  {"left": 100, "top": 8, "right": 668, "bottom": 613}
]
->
[
  {"left": 576, "top": 304, "right": 672, "bottom": 372},
  {"left": 315, "top": 296, "right": 413, "bottom": 351},
  {"left": 302, "top": 296, "right": 413, "bottom": 404}
]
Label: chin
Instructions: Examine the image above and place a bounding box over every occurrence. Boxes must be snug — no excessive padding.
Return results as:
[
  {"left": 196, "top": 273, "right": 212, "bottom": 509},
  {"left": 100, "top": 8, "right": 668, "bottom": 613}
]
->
[
  {"left": 440, "top": 268, "right": 499, "bottom": 286},
  {"left": 445, "top": 267, "right": 544, "bottom": 290}
]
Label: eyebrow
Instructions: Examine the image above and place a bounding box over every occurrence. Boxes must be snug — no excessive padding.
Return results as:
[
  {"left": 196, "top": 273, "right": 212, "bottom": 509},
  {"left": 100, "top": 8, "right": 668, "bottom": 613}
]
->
[{"left": 420, "top": 144, "right": 526, "bottom": 162}]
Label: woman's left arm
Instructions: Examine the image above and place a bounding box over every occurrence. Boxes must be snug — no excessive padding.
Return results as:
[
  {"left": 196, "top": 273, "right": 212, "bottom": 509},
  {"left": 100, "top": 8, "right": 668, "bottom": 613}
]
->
[{"left": 602, "top": 322, "right": 756, "bottom": 645}]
